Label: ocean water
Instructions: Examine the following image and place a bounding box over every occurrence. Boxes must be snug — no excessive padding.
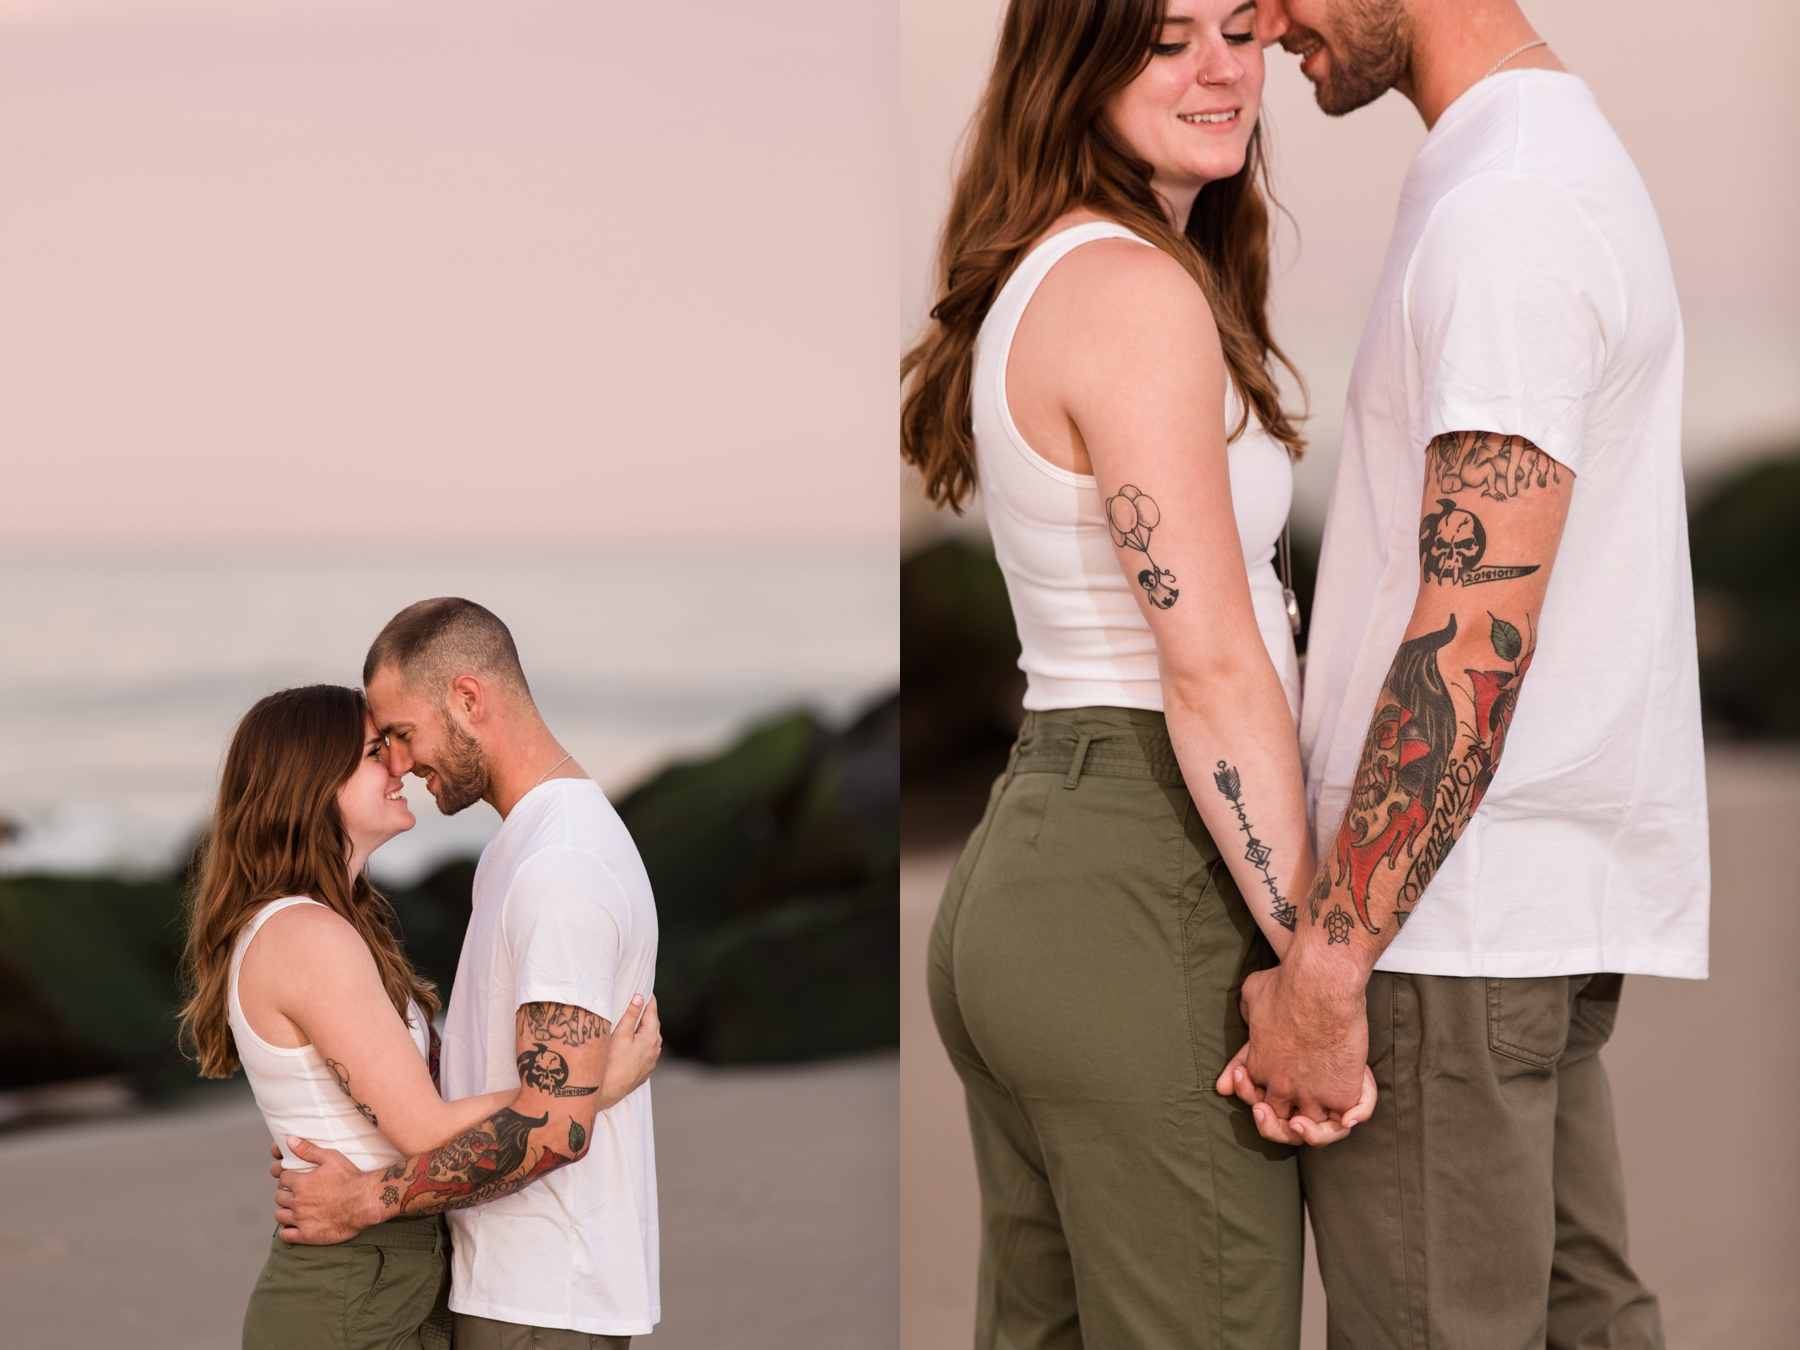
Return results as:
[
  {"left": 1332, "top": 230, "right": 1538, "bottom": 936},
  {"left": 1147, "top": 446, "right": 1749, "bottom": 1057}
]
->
[{"left": 0, "top": 551, "right": 895, "bottom": 884}]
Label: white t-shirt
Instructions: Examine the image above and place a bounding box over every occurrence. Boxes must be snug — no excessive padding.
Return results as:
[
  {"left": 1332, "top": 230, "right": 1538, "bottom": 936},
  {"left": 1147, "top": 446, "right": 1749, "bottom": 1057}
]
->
[
  {"left": 1299, "top": 72, "right": 1708, "bottom": 979},
  {"left": 440, "top": 778, "right": 660, "bottom": 1336}
]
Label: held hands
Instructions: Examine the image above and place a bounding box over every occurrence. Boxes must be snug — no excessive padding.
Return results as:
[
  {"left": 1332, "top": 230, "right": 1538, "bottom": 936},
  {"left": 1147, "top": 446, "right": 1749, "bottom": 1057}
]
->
[{"left": 1215, "top": 961, "right": 1378, "bottom": 1147}]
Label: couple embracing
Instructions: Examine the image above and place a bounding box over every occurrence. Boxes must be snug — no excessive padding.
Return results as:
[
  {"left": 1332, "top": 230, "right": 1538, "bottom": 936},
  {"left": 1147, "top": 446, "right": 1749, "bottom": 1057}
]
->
[
  {"left": 179, "top": 598, "right": 662, "bottom": 1349},
  {"left": 904, "top": 0, "right": 1704, "bottom": 1346}
]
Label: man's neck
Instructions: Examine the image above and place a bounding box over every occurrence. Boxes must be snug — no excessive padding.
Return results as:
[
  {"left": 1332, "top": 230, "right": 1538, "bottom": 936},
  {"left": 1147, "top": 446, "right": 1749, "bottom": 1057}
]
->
[
  {"left": 483, "top": 716, "right": 584, "bottom": 820},
  {"left": 1394, "top": 0, "right": 1564, "bottom": 130}
]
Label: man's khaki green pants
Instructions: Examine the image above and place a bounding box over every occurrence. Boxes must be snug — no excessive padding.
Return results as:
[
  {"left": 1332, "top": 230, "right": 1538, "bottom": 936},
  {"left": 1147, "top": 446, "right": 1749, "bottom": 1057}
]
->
[
  {"left": 928, "top": 708, "right": 1304, "bottom": 1349},
  {"left": 1302, "top": 970, "right": 1666, "bottom": 1350}
]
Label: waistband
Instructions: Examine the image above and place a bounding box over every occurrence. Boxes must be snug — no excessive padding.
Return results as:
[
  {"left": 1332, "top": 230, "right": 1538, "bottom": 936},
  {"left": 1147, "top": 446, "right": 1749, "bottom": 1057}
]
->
[
  {"left": 341, "top": 1212, "right": 448, "bottom": 1253},
  {"left": 1010, "top": 707, "right": 1185, "bottom": 788}
]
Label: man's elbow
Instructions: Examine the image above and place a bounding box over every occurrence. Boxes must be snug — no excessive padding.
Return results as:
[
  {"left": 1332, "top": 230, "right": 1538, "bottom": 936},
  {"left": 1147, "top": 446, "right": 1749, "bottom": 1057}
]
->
[{"left": 559, "top": 1106, "right": 599, "bottom": 1163}]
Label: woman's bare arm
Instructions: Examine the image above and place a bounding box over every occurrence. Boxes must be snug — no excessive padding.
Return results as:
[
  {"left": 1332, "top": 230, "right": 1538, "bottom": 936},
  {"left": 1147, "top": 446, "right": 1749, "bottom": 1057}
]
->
[
  {"left": 1011, "top": 237, "right": 1312, "bottom": 955},
  {"left": 237, "top": 903, "right": 512, "bottom": 1156}
]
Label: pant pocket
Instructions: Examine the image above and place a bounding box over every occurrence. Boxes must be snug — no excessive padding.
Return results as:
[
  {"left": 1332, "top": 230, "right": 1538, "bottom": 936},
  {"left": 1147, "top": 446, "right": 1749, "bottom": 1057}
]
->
[
  {"left": 1485, "top": 976, "right": 1570, "bottom": 1068},
  {"left": 347, "top": 1244, "right": 443, "bottom": 1347}
]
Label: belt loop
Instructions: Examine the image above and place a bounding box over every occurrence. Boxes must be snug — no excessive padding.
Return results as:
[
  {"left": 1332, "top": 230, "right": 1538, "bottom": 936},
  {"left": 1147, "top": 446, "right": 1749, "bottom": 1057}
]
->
[{"left": 1063, "top": 732, "right": 1093, "bottom": 790}]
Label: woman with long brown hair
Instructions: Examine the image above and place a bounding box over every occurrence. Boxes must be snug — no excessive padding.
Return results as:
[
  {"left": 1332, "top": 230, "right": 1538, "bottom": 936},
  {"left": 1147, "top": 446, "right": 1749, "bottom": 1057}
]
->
[
  {"left": 909, "top": 1, "right": 1371, "bottom": 1343},
  {"left": 179, "top": 685, "right": 654, "bottom": 1350}
]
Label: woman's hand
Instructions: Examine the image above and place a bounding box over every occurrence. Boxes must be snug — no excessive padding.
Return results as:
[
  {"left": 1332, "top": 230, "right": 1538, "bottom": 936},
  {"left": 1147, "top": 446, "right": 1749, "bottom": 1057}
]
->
[
  {"left": 597, "top": 994, "right": 662, "bottom": 1108},
  {"left": 1215, "top": 1043, "right": 1378, "bottom": 1147}
]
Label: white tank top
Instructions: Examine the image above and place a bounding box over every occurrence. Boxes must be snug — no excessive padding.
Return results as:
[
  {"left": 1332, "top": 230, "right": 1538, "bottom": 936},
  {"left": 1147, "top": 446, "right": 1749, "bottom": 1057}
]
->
[
  {"left": 227, "top": 896, "right": 429, "bottom": 1172},
  {"left": 973, "top": 221, "right": 1301, "bottom": 722}
]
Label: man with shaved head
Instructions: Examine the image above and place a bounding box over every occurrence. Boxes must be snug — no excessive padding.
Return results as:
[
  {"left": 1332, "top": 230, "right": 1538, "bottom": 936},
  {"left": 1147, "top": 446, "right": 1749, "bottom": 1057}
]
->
[{"left": 277, "top": 596, "right": 664, "bottom": 1348}]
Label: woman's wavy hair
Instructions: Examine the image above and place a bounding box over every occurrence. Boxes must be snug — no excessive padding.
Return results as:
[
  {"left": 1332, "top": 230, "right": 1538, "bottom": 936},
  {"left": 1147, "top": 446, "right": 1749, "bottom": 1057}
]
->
[
  {"left": 179, "top": 684, "right": 439, "bottom": 1078},
  {"left": 901, "top": 0, "right": 1305, "bottom": 510}
]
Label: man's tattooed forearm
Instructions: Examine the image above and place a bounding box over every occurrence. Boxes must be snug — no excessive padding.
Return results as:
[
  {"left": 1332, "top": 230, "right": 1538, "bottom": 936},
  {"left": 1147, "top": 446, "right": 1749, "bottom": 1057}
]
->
[
  {"left": 1211, "top": 761, "right": 1295, "bottom": 931},
  {"left": 1316, "top": 609, "right": 1537, "bottom": 936},
  {"left": 519, "top": 1002, "right": 610, "bottom": 1047},
  {"left": 517, "top": 1043, "right": 600, "bottom": 1097},
  {"left": 1428, "top": 431, "right": 1561, "bottom": 501},
  {"left": 1306, "top": 871, "right": 1332, "bottom": 925},
  {"left": 323, "top": 1058, "right": 378, "bottom": 1127},
  {"left": 1105, "top": 485, "right": 1178, "bottom": 609},
  {"left": 1419, "top": 499, "right": 1540, "bottom": 587},
  {"left": 377, "top": 1105, "right": 574, "bottom": 1217}
]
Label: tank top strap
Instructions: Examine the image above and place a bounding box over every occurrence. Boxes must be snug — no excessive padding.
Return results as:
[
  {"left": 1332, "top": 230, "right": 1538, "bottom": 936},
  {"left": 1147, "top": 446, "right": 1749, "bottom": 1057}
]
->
[{"left": 990, "top": 221, "right": 1156, "bottom": 336}]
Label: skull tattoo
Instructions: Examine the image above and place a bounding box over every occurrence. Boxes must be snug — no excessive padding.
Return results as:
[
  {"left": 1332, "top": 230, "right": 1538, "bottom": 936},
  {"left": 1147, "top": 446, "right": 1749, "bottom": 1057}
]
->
[{"left": 1419, "top": 498, "right": 1486, "bottom": 584}]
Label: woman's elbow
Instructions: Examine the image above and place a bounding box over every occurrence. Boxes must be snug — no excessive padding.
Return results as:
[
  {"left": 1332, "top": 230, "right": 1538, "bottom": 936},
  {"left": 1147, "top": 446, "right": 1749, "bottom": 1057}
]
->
[{"left": 1160, "top": 652, "right": 1268, "bottom": 709}]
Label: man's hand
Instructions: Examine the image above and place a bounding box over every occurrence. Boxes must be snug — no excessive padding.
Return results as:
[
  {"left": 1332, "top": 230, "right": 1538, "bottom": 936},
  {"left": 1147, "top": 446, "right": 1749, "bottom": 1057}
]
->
[
  {"left": 1216, "top": 956, "right": 1376, "bottom": 1146},
  {"left": 273, "top": 1138, "right": 383, "bottom": 1244}
]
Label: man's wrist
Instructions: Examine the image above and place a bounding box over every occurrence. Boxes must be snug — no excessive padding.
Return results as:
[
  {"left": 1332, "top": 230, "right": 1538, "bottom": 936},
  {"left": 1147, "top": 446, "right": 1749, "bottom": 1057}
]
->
[
  {"left": 1284, "top": 934, "right": 1373, "bottom": 1013},
  {"left": 359, "top": 1171, "right": 391, "bottom": 1228}
]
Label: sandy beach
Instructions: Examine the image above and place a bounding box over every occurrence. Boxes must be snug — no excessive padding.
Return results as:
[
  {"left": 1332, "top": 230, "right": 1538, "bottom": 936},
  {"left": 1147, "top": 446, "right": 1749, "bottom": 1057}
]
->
[
  {"left": 902, "top": 746, "right": 1800, "bottom": 1349},
  {"left": 0, "top": 1054, "right": 897, "bottom": 1349}
]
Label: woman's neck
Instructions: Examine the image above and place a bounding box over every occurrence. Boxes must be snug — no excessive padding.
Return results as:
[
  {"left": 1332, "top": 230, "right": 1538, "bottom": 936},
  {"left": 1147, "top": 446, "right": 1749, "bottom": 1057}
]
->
[{"left": 1154, "top": 179, "right": 1200, "bottom": 232}]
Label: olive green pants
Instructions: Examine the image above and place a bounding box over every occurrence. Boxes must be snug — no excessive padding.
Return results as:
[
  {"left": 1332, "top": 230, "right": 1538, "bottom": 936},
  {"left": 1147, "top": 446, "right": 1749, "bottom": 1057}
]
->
[
  {"left": 1301, "top": 972, "right": 1665, "bottom": 1350},
  {"left": 452, "top": 1312, "right": 630, "bottom": 1349},
  {"left": 243, "top": 1214, "right": 452, "bottom": 1350},
  {"left": 928, "top": 707, "right": 1303, "bottom": 1350}
]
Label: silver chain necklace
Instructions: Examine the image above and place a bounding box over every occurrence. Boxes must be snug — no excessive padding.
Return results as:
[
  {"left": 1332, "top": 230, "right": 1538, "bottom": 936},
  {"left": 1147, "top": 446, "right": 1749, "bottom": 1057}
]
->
[
  {"left": 1483, "top": 38, "right": 1547, "bottom": 81},
  {"left": 532, "top": 752, "right": 573, "bottom": 788}
]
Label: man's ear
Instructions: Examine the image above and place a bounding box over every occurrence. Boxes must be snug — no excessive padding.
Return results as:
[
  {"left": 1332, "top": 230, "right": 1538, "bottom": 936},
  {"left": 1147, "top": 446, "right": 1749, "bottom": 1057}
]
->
[{"left": 449, "top": 674, "right": 486, "bottom": 723}]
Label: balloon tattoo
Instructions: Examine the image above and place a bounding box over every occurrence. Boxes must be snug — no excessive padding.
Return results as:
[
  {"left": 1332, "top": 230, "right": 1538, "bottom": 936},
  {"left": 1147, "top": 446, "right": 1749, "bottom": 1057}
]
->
[{"left": 1104, "top": 485, "right": 1179, "bottom": 609}]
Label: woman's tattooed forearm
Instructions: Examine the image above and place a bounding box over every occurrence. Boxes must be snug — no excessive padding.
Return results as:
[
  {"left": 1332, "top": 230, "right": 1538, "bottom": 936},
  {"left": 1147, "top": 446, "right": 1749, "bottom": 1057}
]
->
[
  {"left": 1105, "top": 485, "right": 1179, "bottom": 609},
  {"left": 1211, "top": 761, "right": 1296, "bottom": 931},
  {"left": 518, "top": 1002, "right": 610, "bottom": 1047},
  {"left": 377, "top": 1105, "right": 575, "bottom": 1217},
  {"left": 1427, "top": 431, "right": 1560, "bottom": 501},
  {"left": 323, "top": 1058, "right": 378, "bottom": 1127}
]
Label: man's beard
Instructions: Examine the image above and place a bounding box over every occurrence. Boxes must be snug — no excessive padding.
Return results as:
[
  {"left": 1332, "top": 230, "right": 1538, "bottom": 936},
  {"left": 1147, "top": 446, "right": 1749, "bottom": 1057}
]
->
[
  {"left": 1306, "top": 0, "right": 1410, "bottom": 117},
  {"left": 425, "top": 711, "right": 490, "bottom": 815}
]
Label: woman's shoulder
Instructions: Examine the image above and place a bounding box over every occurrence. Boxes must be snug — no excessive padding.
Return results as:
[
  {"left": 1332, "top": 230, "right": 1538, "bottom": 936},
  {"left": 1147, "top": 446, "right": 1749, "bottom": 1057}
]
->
[
  {"left": 1030, "top": 218, "right": 1215, "bottom": 345},
  {"left": 251, "top": 897, "right": 362, "bottom": 953}
]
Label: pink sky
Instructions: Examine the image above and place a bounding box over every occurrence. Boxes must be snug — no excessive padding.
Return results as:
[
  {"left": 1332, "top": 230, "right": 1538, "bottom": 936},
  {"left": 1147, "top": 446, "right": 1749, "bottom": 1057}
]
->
[
  {"left": 0, "top": 0, "right": 898, "bottom": 548},
  {"left": 903, "top": 0, "right": 1800, "bottom": 536}
]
